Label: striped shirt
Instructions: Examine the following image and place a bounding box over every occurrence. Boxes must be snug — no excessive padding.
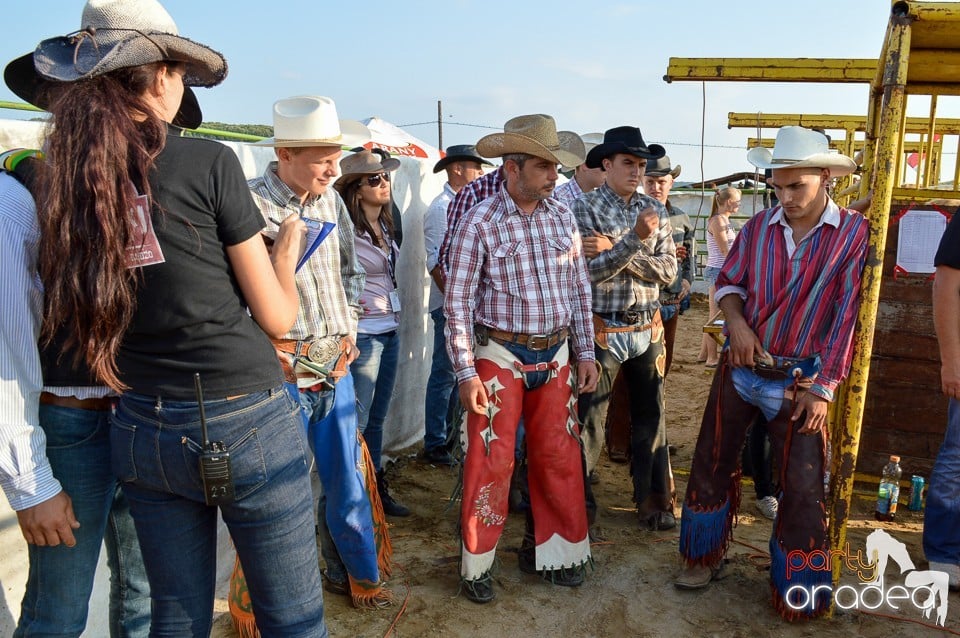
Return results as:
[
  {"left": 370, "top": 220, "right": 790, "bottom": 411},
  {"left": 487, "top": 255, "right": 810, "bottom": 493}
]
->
[
  {"left": 552, "top": 176, "right": 584, "bottom": 209},
  {"left": 439, "top": 167, "right": 504, "bottom": 270},
  {"left": 423, "top": 182, "right": 454, "bottom": 311},
  {"left": 0, "top": 173, "right": 59, "bottom": 510},
  {"left": 706, "top": 214, "right": 737, "bottom": 268},
  {"left": 572, "top": 183, "right": 677, "bottom": 317},
  {"left": 716, "top": 200, "right": 868, "bottom": 401},
  {"left": 248, "top": 162, "right": 364, "bottom": 341},
  {"left": 444, "top": 183, "right": 595, "bottom": 382}
]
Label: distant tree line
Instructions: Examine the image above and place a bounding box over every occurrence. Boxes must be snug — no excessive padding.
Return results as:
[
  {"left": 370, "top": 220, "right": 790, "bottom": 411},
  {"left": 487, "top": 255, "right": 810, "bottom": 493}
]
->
[{"left": 186, "top": 122, "right": 273, "bottom": 140}]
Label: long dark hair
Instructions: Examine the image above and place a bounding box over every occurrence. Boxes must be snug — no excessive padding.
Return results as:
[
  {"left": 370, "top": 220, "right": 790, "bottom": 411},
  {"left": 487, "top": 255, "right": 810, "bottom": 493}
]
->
[
  {"left": 341, "top": 176, "right": 395, "bottom": 246},
  {"left": 37, "top": 62, "right": 169, "bottom": 390}
]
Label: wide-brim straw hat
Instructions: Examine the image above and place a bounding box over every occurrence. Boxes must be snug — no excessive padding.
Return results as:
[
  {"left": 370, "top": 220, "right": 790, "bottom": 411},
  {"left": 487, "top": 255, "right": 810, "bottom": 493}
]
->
[
  {"left": 5, "top": 0, "right": 226, "bottom": 93},
  {"left": 433, "top": 144, "right": 493, "bottom": 173},
  {"left": 746, "top": 126, "right": 856, "bottom": 176},
  {"left": 585, "top": 126, "right": 665, "bottom": 169},
  {"left": 476, "top": 114, "right": 584, "bottom": 168},
  {"left": 252, "top": 95, "right": 371, "bottom": 148},
  {"left": 4, "top": 51, "right": 204, "bottom": 129},
  {"left": 333, "top": 149, "right": 401, "bottom": 192},
  {"left": 644, "top": 155, "right": 681, "bottom": 178}
]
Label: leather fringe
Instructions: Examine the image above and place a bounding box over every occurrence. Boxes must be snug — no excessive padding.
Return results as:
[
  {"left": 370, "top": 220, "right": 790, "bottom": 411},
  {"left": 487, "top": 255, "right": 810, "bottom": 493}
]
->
[
  {"left": 769, "top": 538, "right": 831, "bottom": 620},
  {"left": 349, "top": 576, "right": 395, "bottom": 609},
  {"left": 358, "top": 434, "right": 393, "bottom": 579},
  {"left": 228, "top": 556, "right": 260, "bottom": 638},
  {"left": 679, "top": 499, "right": 733, "bottom": 567}
]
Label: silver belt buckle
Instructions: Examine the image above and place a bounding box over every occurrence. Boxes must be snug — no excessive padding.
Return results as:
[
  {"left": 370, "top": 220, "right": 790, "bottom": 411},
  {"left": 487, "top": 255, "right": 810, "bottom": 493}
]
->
[{"left": 306, "top": 336, "right": 340, "bottom": 365}]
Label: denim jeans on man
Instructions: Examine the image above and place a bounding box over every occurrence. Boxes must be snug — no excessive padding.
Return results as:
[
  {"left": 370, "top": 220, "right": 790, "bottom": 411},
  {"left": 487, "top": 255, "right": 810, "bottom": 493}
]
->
[
  {"left": 15, "top": 404, "right": 150, "bottom": 638},
  {"left": 924, "top": 398, "right": 960, "bottom": 571},
  {"left": 423, "top": 308, "right": 459, "bottom": 453},
  {"left": 352, "top": 331, "right": 400, "bottom": 470},
  {"left": 298, "top": 371, "right": 381, "bottom": 588},
  {"left": 111, "top": 388, "right": 327, "bottom": 637}
]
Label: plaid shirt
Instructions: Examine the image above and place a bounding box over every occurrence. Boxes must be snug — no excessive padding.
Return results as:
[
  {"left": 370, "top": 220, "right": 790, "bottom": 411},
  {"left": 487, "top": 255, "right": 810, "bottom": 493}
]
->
[
  {"left": 552, "top": 176, "right": 584, "bottom": 209},
  {"left": 444, "top": 183, "right": 595, "bottom": 382},
  {"left": 572, "top": 183, "right": 677, "bottom": 317},
  {"left": 439, "top": 167, "right": 504, "bottom": 271},
  {"left": 663, "top": 199, "right": 695, "bottom": 298},
  {"left": 248, "top": 162, "right": 364, "bottom": 341}
]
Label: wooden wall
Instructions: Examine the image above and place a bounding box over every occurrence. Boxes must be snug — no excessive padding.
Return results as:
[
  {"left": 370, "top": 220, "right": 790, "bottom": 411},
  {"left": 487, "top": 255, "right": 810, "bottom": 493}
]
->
[{"left": 858, "top": 202, "right": 954, "bottom": 477}]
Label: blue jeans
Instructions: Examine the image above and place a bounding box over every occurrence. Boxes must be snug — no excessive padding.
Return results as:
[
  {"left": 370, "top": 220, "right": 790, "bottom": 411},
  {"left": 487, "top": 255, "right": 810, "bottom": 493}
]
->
[
  {"left": 15, "top": 404, "right": 150, "bottom": 638},
  {"left": 298, "top": 372, "right": 380, "bottom": 587},
  {"left": 352, "top": 331, "right": 400, "bottom": 470},
  {"left": 110, "top": 388, "right": 326, "bottom": 638},
  {"left": 423, "top": 308, "right": 459, "bottom": 452},
  {"left": 924, "top": 398, "right": 960, "bottom": 565}
]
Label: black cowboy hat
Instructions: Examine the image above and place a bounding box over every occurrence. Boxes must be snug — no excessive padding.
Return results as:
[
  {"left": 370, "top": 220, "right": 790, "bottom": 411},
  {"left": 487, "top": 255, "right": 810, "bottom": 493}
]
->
[
  {"left": 585, "top": 126, "right": 665, "bottom": 169},
  {"left": 4, "top": 52, "right": 204, "bottom": 129},
  {"left": 433, "top": 144, "right": 493, "bottom": 174}
]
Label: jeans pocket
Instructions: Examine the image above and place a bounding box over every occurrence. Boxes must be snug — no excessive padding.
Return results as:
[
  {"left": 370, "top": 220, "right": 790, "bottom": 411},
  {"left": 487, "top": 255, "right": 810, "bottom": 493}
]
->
[
  {"left": 222, "top": 426, "right": 268, "bottom": 501},
  {"left": 110, "top": 421, "right": 139, "bottom": 484},
  {"left": 40, "top": 405, "right": 107, "bottom": 449}
]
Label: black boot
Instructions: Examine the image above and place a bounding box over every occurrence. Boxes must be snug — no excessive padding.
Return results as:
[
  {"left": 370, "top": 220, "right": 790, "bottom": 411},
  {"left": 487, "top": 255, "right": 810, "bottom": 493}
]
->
[{"left": 376, "top": 470, "right": 410, "bottom": 517}]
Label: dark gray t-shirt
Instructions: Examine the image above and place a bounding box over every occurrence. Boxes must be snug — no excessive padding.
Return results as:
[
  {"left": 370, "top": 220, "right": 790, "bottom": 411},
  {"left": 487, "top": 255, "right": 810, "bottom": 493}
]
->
[{"left": 117, "top": 129, "right": 283, "bottom": 398}]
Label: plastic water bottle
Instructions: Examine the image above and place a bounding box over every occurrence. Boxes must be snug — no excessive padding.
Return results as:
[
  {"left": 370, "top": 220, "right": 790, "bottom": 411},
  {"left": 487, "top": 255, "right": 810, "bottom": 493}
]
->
[{"left": 875, "top": 455, "right": 902, "bottom": 522}]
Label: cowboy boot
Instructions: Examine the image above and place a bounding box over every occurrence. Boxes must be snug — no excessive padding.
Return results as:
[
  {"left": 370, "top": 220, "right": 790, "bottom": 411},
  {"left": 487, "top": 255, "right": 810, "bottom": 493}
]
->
[{"left": 376, "top": 470, "right": 410, "bottom": 517}]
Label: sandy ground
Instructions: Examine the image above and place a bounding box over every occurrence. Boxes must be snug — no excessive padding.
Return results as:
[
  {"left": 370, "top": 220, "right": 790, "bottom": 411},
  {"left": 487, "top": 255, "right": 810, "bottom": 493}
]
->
[{"left": 212, "top": 298, "right": 956, "bottom": 638}]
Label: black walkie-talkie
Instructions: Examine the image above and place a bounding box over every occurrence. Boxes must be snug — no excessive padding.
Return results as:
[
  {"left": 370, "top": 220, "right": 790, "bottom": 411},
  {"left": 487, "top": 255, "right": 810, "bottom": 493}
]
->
[{"left": 194, "top": 373, "right": 235, "bottom": 506}]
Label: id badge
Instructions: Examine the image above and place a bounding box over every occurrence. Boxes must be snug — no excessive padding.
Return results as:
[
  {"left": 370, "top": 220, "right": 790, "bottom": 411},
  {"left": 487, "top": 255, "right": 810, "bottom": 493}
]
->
[
  {"left": 124, "top": 194, "right": 166, "bottom": 268},
  {"left": 389, "top": 289, "right": 402, "bottom": 312}
]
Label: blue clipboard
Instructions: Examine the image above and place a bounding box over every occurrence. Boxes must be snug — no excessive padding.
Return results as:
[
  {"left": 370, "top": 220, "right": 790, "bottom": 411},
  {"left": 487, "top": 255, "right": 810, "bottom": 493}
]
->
[{"left": 296, "top": 219, "right": 336, "bottom": 272}]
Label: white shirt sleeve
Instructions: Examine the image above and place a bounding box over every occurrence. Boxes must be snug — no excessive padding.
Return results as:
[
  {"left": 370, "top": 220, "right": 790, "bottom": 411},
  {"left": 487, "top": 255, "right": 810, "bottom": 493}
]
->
[
  {"left": 423, "top": 190, "right": 450, "bottom": 273},
  {"left": 0, "top": 174, "right": 61, "bottom": 510}
]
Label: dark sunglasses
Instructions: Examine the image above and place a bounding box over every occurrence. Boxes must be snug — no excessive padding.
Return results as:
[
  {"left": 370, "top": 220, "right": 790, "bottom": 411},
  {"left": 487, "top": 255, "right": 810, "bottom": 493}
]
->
[{"left": 364, "top": 172, "right": 391, "bottom": 187}]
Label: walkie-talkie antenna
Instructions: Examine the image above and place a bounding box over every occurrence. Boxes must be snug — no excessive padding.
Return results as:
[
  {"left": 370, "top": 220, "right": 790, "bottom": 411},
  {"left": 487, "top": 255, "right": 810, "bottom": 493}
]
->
[{"left": 194, "top": 373, "right": 210, "bottom": 448}]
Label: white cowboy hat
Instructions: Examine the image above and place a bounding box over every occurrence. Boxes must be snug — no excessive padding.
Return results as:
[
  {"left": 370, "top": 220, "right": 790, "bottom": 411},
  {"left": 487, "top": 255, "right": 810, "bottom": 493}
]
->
[
  {"left": 476, "top": 114, "right": 584, "bottom": 168},
  {"left": 746, "top": 126, "right": 856, "bottom": 176},
  {"left": 252, "top": 95, "right": 371, "bottom": 148}
]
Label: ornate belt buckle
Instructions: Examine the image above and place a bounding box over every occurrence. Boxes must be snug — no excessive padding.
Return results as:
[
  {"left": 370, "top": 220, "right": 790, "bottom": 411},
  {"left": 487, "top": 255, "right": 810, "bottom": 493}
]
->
[{"left": 306, "top": 336, "right": 340, "bottom": 366}]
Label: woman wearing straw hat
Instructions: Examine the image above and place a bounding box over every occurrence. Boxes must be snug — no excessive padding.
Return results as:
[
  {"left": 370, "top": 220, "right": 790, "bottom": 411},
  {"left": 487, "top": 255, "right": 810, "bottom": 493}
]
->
[
  {"left": 333, "top": 150, "right": 410, "bottom": 518},
  {"left": 4, "top": 1, "right": 327, "bottom": 634}
]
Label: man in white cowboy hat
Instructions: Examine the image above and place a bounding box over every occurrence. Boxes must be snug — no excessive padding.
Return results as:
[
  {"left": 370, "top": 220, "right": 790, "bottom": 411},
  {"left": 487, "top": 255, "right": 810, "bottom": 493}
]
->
[
  {"left": 248, "top": 96, "right": 395, "bottom": 608},
  {"left": 675, "top": 126, "right": 869, "bottom": 620},
  {"left": 422, "top": 144, "right": 492, "bottom": 466},
  {"left": 444, "top": 113, "right": 598, "bottom": 603},
  {"left": 572, "top": 126, "right": 679, "bottom": 532},
  {"left": 553, "top": 132, "right": 606, "bottom": 209}
]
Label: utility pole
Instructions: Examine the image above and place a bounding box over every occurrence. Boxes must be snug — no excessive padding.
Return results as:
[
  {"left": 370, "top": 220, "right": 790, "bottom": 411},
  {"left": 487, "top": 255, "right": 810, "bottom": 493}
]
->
[{"left": 437, "top": 100, "right": 443, "bottom": 151}]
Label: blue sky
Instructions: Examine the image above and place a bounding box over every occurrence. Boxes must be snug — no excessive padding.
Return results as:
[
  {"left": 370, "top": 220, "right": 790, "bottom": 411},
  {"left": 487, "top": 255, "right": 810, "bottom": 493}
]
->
[{"left": 0, "top": 1, "right": 919, "bottom": 179}]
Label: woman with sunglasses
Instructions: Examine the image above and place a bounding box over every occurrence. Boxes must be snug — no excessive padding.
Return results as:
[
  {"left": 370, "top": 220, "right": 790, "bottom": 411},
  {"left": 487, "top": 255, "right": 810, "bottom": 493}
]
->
[
  {"left": 2, "top": 1, "right": 327, "bottom": 635},
  {"left": 334, "top": 150, "right": 410, "bottom": 517}
]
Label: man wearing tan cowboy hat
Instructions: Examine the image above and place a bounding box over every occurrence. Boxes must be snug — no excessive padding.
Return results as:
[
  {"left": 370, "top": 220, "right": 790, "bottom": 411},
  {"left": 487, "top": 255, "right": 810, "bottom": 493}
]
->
[
  {"left": 554, "top": 132, "right": 606, "bottom": 209},
  {"left": 676, "top": 126, "right": 869, "bottom": 620},
  {"left": 422, "top": 144, "right": 492, "bottom": 466},
  {"left": 444, "top": 113, "right": 598, "bottom": 603},
  {"left": 248, "top": 96, "right": 395, "bottom": 609},
  {"left": 572, "top": 126, "right": 679, "bottom": 532}
]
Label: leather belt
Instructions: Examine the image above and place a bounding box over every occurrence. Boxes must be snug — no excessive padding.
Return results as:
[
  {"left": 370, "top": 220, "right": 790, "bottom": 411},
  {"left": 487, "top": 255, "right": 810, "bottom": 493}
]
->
[
  {"left": 39, "top": 392, "right": 112, "bottom": 411},
  {"left": 479, "top": 326, "right": 569, "bottom": 351},
  {"left": 596, "top": 310, "right": 645, "bottom": 325}
]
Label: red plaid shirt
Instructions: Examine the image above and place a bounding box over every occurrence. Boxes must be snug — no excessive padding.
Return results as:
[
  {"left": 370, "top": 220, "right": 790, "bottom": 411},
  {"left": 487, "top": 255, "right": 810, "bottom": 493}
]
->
[
  {"left": 444, "top": 183, "right": 595, "bottom": 382},
  {"left": 439, "top": 167, "right": 504, "bottom": 271}
]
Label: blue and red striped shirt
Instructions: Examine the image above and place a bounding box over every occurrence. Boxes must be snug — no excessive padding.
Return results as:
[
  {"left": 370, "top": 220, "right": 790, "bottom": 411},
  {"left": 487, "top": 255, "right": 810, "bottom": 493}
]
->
[{"left": 716, "top": 200, "right": 868, "bottom": 400}]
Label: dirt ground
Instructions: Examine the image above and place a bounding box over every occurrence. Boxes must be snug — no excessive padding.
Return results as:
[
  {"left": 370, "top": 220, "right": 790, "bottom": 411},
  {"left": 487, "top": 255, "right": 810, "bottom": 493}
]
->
[{"left": 212, "top": 297, "right": 955, "bottom": 637}]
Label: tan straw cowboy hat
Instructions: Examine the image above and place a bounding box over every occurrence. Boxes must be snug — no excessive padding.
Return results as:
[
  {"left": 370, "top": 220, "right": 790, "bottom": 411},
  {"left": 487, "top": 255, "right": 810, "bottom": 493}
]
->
[
  {"left": 747, "top": 126, "right": 856, "bottom": 176},
  {"left": 476, "top": 114, "right": 585, "bottom": 168},
  {"left": 645, "top": 155, "right": 682, "bottom": 178},
  {"left": 252, "top": 95, "right": 371, "bottom": 148},
  {"left": 333, "top": 149, "right": 400, "bottom": 191}
]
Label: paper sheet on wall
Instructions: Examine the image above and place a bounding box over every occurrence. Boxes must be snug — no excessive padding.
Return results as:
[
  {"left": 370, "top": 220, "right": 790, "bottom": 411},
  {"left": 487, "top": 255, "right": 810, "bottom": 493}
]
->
[{"left": 896, "top": 209, "right": 947, "bottom": 274}]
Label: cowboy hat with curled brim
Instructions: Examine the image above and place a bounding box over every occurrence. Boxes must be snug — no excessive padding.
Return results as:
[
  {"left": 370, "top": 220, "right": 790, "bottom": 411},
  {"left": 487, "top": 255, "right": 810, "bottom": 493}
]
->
[
  {"left": 558, "top": 131, "right": 586, "bottom": 171},
  {"left": 585, "top": 126, "right": 665, "bottom": 169},
  {"left": 562, "top": 132, "right": 604, "bottom": 172},
  {"left": 14, "top": 0, "right": 226, "bottom": 88},
  {"left": 4, "top": 52, "right": 204, "bottom": 129},
  {"left": 644, "top": 155, "right": 682, "bottom": 179},
  {"left": 746, "top": 126, "right": 856, "bottom": 176},
  {"left": 433, "top": 144, "right": 493, "bottom": 174},
  {"left": 333, "top": 149, "right": 401, "bottom": 192},
  {"left": 476, "top": 114, "right": 584, "bottom": 168},
  {"left": 252, "top": 95, "right": 371, "bottom": 149}
]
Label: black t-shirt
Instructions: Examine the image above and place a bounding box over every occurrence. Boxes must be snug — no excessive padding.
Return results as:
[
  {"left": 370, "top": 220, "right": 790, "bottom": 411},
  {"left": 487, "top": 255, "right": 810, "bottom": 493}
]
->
[
  {"left": 935, "top": 212, "right": 960, "bottom": 269},
  {"left": 117, "top": 129, "right": 283, "bottom": 398}
]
